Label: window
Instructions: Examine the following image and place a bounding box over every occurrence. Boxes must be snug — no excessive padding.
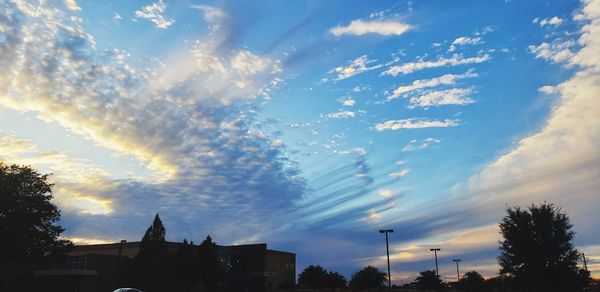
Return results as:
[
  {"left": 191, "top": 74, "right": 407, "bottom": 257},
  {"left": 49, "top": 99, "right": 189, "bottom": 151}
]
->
[{"left": 68, "top": 255, "right": 87, "bottom": 269}]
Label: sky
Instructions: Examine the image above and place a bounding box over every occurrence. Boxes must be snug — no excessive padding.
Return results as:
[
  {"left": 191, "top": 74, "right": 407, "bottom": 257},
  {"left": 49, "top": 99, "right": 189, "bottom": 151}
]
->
[{"left": 0, "top": 0, "right": 599, "bottom": 283}]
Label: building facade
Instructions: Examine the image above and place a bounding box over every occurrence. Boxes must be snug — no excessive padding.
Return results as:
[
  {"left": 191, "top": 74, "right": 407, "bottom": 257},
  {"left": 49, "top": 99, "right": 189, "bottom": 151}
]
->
[{"left": 33, "top": 241, "right": 295, "bottom": 292}]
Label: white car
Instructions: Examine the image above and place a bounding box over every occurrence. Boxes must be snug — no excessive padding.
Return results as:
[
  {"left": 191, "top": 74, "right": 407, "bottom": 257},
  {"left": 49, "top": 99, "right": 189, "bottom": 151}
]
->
[{"left": 113, "top": 289, "right": 143, "bottom": 292}]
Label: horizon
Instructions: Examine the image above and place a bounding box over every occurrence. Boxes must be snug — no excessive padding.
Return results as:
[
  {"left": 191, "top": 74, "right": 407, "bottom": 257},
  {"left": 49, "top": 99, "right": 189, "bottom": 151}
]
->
[{"left": 1, "top": 0, "right": 598, "bottom": 284}]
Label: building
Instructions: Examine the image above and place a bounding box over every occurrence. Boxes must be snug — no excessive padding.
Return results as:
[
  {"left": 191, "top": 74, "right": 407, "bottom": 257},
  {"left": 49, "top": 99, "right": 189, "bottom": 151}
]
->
[{"left": 33, "top": 241, "right": 295, "bottom": 292}]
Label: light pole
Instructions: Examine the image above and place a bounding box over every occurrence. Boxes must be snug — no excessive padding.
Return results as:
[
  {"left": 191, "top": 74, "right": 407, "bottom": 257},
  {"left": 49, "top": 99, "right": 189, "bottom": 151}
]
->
[
  {"left": 430, "top": 248, "right": 441, "bottom": 276},
  {"left": 379, "top": 229, "right": 394, "bottom": 291},
  {"left": 453, "top": 259, "right": 461, "bottom": 282},
  {"left": 583, "top": 252, "right": 588, "bottom": 272}
]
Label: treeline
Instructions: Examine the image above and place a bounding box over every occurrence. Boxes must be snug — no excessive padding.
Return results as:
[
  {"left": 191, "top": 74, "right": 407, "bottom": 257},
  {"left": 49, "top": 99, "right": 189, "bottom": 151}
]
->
[
  {"left": 119, "top": 214, "right": 224, "bottom": 291},
  {"left": 296, "top": 203, "right": 594, "bottom": 292},
  {"left": 298, "top": 265, "right": 387, "bottom": 290}
]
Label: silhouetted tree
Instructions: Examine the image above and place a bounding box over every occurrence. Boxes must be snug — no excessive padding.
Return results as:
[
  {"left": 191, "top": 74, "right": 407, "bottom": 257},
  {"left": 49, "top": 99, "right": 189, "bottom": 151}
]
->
[
  {"left": 498, "top": 203, "right": 590, "bottom": 291},
  {"left": 456, "top": 271, "right": 485, "bottom": 292},
  {"left": 139, "top": 213, "right": 166, "bottom": 257},
  {"left": 348, "top": 266, "right": 387, "bottom": 291},
  {"left": 197, "top": 235, "right": 223, "bottom": 291},
  {"left": 326, "top": 271, "right": 347, "bottom": 290},
  {"left": 133, "top": 213, "right": 168, "bottom": 290},
  {"left": 0, "top": 163, "right": 73, "bottom": 288},
  {"left": 484, "top": 275, "right": 512, "bottom": 292},
  {"left": 298, "top": 265, "right": 329, "bottom": 289},
  {"left": 298, "top": 265, "right": 346, "bottom": 290},
  {"left": 415, "top": 270, "right": 443, "bottom": 291}
]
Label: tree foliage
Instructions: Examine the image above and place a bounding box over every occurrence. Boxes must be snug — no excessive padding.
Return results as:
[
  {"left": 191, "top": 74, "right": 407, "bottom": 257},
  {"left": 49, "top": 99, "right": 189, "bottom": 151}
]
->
[
  {"left": 414, "top": 270, "right": 444, "bottom": 291},
  {"left": 139, "top": 213, "right": 167, "bottom": 258},
  {"left": 298, "top": 265, "right": 328, "bottom": 289},
  {"left": 325, "top": 271, "right": 347, "bottom": 289},
  {"left": 0, "top": 163, "right": 72, "bottom": 265},
  {"left": 457, "top": 271, "right": 485, "bottom": 292},
  {"left": 348, "top": 266, "right": 387, "bottom": 290},
  {"left": 298, "top": 265, "right": 347, "bottom": 289},
  {"left": 498, "top": 203, "right": 590, "bottom": 291}
]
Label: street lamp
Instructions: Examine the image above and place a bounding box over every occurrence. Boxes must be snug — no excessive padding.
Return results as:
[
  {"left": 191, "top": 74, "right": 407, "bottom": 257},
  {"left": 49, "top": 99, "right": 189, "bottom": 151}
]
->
[
  {"left": 453, "top": 259, "right": 461, "bottom": 282},
  {"left": 430, "top": 248, "right": 441, "bottom": 276},
  {"left": 379, "top": 229, "right": 394, "bottom": 291}
]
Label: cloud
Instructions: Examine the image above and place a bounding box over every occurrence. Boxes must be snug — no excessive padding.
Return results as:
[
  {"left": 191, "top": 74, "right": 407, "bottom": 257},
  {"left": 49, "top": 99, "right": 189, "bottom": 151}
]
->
[
  {"left": 190, "top": 5, "right": 225, "bottom": 33},
  {"left": 134, "top": 0, "right": 175, "bottom": 29},
  {"left": 112, "top": 13, "right": 122, "bottom": 23},
  {"left": 538, "top": 85, "right": 557, "bottom": 94},
  {"left": 375, "top": 119, "right": 459, "bottom": 131},
  {"left": 0, "top": 1, "right": 305, "bottom": 243},
  {"left": 387, "top": 70, "right": 477, "bottom": 100},
  {"left": 448, "top": 36, "right": 483, "bottom": 52},
  {"left": 528, "top": 39, "right": 576, "bottom": 64},
  {"left": 64, "top": 0, "right": 81, "bottom": 11},
  {"left": 333, "top": 55, "right": 382, "bottom": 80},
  {"left": 407, "top": 87, "right": 475, "bottom": 109},
  {"left": 0, "top": 132, "right": 115, "bottom": 215},
  {"left": 462, "top": 0, "right": 600, "bottom": 278},
  {"left": 339, "top": 97, "right": 356, "bottom": 106},
  {"left": 452, "top": 36, "right": 483, "bottom": 46},
  {"left": 383, "top": 54, "right": 491, "bottom": 76},
  {"left": 330, "top": 19, "right": 411, "bottom": 37},
  {"left": 322, "top": 111, "right": 356, "bottom": 119},
  {"left": 401, "top": 138, "right": 441, "bottom": 152},
  {"left": 535, "top": 16, "right": 564, "bottom": 27},
  {"left": 191, "top": 5, "right": 224, "bottom": 24},
  {"left": 389, "top": 168, "right": 410, "bottom": 178}
]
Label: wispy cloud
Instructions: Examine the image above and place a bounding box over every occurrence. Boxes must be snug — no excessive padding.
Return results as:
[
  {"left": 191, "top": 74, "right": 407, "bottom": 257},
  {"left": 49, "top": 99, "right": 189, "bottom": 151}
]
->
[
  {"left": 190, "top": 5, "right": 225, "bottom": 32},
  {"left": 330, "top": 19, "right": 411, "bottom": 37},
  {"left": 0, "top": 132, "right": 114, "bottom": 215},
  {"left": 333, "top": 55, "right": 382, "bottom": 80},
  {"left": 112, "top": 13, "right": 122, "bottom": 23},
  {"left": 407, "top": 87, "right": 475, "bottom": 109},
  {"left": 402, "top": 138, "right": 441, "bottom": 152},
  {"left": 389, "top": 168, "right": 410, "bottom": 178},
  {"left": 322, "top": 111, "right": 356, "bottom": 119},
  {"left": 134, "top": 0, "right": 175, "bottom": 29},
  {"left": 375, "top": 119, "right": 459, "bottom": 131},
  {"left": 383, "top": 54, "right": 491, "bottom": 76},
  {"left": 387, "top": 70, "right": 477, "bottom": 100}
]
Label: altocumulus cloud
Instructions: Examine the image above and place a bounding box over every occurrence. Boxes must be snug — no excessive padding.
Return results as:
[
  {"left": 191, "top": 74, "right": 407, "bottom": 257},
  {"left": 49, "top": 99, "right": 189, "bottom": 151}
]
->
[
  {"left": 134, "top": 0, "right": 175, "bottom": 29},
  {"left": 0, "top": 0, "right": 304, "bottom": 243}
]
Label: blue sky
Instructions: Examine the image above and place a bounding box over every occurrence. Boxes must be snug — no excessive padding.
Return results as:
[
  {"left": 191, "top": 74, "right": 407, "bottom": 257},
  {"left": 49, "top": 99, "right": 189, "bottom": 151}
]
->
[{"left": 1, "top": 0, "right": 599, "bottom": 282}]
